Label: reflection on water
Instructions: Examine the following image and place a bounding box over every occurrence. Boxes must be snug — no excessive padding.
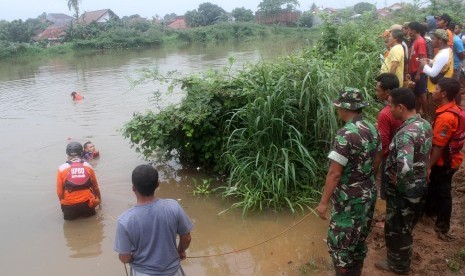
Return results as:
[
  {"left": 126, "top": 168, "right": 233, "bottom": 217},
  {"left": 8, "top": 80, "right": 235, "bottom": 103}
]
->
[
  {"left": 0, "top": 40, "right": 332, "bottom": 276},
  {"left": 63, "top": 215, "right": 104, "bottom": 258}
]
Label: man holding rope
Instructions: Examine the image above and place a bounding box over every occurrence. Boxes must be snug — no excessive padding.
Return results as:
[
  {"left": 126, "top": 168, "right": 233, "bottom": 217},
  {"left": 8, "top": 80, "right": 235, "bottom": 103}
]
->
[
  {"left": 114, "top": 164, "right": 193, "bottom": 276},
  {"left": 316, "top": 88, "right": 382, "bottom": 276}
]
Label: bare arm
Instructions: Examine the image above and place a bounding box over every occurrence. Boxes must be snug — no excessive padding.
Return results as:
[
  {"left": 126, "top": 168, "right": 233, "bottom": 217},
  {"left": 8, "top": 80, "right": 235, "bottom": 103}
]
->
[
  {"left": 390, "top": 61, "right": 399, "bottom": 74},
  {"left": 177, "top": 233, "right": 191, "bottom": 260},
  {"left": 316, "top": 161, "right": 343, "bottom": 220},
  {"left": 427, "top": 145, "right": 444, "bottom": 182},
  {"left": 118, "top": 253, "right": 132, "bottom": 263},
  {"left": 459, "top": 51, "right": 465, "bottom": 61}
]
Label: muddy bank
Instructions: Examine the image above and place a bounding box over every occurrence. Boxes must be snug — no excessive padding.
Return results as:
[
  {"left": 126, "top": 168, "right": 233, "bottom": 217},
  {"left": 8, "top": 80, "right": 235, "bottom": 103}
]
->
[{"left": 361, "top": 160, "right": 465, "bottom": 276}]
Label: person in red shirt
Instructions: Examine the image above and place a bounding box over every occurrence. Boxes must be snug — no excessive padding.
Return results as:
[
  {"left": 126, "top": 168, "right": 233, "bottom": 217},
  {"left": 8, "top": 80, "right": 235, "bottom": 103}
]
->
[
  {"left": 424, "top": 77, "right": 463, "bottom": 241},
  {"left": 375, "top": 73, "right": 403, "bottom": 200},
  {"left": 408, "top": 22, "right": 428, "bottom": 114},
  {"left": 57, "top": 142, "right": 101, "bottom": 220},
  {"left": 71, "top": 91, "right": 84, "bottom": 101}
]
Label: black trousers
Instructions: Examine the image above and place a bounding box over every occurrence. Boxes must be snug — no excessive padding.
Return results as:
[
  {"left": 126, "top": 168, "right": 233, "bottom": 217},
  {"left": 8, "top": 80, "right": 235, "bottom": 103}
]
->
[
  {"left": 61, "top": 201, "right": 96, "bottom": 220},
  {"left": 424, "top": 165, "right": 456, "bottom": 234}
]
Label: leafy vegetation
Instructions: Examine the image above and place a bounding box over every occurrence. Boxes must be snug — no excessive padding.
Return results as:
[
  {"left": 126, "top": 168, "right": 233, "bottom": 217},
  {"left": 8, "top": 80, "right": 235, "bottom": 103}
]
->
[
  {"left": 123, "top": 16, "right": 384, "bottom": 214},
  {"left": 185, "top": 3, "right": 227, "bottom": 27}
]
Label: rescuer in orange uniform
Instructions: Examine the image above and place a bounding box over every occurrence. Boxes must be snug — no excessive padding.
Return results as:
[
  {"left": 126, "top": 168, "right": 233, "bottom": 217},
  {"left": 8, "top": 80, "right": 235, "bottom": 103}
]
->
[{"left": 56, "top": 142, "right": 101, "bottom": 220}]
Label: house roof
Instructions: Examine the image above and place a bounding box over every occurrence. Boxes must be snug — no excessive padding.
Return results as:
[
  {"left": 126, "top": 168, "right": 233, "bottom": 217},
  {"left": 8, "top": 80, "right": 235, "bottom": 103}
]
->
[
  {"left": 168, "top": 16, "right": 186, "bottom": 29},
  {"left": 47, "top": 13, "right": 73, "bottom": 20},
  {"left": 34, "top": 25, "right": 67, "bottom": 41},
  {"left": 78, "top": 9, "right": 114, "bottom": 24}
]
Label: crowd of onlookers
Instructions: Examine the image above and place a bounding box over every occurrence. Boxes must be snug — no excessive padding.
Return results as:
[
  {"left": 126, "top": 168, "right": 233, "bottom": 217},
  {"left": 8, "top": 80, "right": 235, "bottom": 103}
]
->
[
  {"left": 315, "top": 13, "right": 465, "bottom": 276},
  {"left": 380, "top": 13, "right": 465, "bottom": 120}
]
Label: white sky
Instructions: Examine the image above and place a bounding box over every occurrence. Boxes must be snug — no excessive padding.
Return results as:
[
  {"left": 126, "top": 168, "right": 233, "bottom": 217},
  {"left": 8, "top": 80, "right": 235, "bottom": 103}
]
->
[{"left": 0, "top": 0, "right": 413, "bottom": 21}]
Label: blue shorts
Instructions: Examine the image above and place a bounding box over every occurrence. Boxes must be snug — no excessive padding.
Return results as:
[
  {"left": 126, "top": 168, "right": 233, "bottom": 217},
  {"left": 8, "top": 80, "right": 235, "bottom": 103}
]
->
[{"left": 410, "top": 72, "right": 427, "bottom": 96}]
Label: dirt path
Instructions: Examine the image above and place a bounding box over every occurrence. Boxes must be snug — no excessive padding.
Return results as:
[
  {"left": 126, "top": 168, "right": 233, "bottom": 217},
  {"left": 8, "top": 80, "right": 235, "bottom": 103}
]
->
[{"left": 360, "top": 162, "right": 465, "bottom": 276}]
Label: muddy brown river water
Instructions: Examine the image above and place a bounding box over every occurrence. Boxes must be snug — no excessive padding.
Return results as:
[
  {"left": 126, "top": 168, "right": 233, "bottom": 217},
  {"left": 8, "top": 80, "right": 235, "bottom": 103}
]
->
[{"left": 0, "top": 41, "right": 331, "bottom": 275}]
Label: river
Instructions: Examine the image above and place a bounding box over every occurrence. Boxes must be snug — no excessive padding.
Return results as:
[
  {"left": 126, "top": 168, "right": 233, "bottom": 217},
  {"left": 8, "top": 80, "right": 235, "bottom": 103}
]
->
[{"left": 0, "top": 40, "right": 330, "bottom": 275}]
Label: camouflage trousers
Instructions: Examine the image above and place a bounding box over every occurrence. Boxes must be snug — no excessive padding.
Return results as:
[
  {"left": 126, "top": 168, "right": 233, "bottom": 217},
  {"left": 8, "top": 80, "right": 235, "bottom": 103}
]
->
[
  {"left": 327, "top": 193, "right": 376, "bottom": 270},
  {"left": 385, "top": 181, "right": 427, "bottom": 273}
]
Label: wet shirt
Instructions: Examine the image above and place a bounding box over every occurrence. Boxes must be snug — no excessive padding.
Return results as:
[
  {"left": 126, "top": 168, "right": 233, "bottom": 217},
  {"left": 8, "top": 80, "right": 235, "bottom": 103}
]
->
[
  {"left": 56, "top": 158, "right": 100, "bottom": 205},
  {"left": 385, "top": 114, "right": 432, "bottom": 194},
  {"left": 328, "top": 114, "right": 381, "bottom": 202},
  {"left": 433, "top": 102, "right": 463, "bottom": 168}
]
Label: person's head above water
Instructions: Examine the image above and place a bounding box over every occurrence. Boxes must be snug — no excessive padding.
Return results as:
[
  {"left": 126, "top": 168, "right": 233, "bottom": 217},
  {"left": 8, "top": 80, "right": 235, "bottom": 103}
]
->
[
  {"left": 66, "top": 141, "right": 83, "bottom": 158},
  {"left": 70, "top": 91, "right": 83, "bottom": 100},
  {"left": 83, "top": 141, "right": 96, "bottom": 153}
]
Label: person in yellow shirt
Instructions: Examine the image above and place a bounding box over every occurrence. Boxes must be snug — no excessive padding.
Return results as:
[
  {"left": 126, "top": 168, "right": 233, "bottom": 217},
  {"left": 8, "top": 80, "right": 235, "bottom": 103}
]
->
[{"left": 381, "top": 30, "right": 405, "bottom": 87}]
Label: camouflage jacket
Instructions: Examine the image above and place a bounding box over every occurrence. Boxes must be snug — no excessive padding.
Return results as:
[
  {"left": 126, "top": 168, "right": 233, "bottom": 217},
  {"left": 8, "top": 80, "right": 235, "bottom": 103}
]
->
[
  {"left": 385, "top": 114, "right": 432, "bottom": 194},
  {"left": 328, "top": 114, "right": 381, "bottom": 202}
]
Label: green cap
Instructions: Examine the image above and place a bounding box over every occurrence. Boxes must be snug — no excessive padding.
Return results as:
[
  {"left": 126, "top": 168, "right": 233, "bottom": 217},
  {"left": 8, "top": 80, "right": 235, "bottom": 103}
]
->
[
  {"left": 333, "top": 87, "right": 369, "bottom": 110},
  {"left": 432, "top": 29, "right": 449, "bottom": 42}
]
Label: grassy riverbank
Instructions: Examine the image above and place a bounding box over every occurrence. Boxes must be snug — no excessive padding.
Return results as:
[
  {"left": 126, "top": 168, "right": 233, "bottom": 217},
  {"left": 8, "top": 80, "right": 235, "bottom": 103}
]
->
[
  {"left": 123, "top": 18, "right": 385, "bottom": 214},
  {"left": 0, "top": 22, "right": 317, "bottom": 60}
]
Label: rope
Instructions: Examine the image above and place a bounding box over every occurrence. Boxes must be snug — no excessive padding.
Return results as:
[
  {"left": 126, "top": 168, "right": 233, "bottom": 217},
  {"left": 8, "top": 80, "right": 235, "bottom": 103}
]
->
[
  {"left": 106, "top": 208, "right": 317, "bottom": 260},
  {"left": 124, "top": 263, "right": 129, "bottom": 276},
  {"left": 186, "top": 209, "right": 316, "bottom": 259}
]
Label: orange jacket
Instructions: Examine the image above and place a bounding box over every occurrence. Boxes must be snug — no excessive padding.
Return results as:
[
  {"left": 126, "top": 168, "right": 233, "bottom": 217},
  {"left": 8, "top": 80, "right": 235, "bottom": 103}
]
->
[
  {"left": 56, "top": 159, "right": 101, "bottom": 205},
  {"left": 433, "top": 102, "right": 463, "bottom": 168}
]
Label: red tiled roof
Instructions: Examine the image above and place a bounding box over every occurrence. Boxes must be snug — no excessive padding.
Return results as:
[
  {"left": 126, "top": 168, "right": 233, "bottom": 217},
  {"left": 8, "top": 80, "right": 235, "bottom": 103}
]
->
[
  {"left": 35, "top": 26, "right": 67, "bottom": 41},
  {"left": 78, "top": 9, "right": 113, "bottom": 24},
  {"left": 168, "top": 17, "right": 186, "bottom": 29}
]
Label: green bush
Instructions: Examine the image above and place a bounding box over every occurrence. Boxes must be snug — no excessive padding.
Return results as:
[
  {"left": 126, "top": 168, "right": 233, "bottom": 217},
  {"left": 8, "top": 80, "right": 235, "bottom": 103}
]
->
[{"left": 123, "top": 19, "right": 384, "bottom": 213}]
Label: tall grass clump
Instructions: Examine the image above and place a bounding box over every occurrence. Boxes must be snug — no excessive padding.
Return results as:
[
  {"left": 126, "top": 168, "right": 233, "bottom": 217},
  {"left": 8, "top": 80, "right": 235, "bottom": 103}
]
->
[{"left": 123, "top": 19, "right": 384, "bottom": 214}]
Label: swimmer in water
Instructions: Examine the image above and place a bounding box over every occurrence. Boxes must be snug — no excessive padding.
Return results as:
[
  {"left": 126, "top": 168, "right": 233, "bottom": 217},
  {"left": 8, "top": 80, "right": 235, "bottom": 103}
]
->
[
  {"left": 71, "top": 91, "right": 84, "bottom": 101},
  {"left": 83, "top": 141, "right": 100, "bottom": 161}
]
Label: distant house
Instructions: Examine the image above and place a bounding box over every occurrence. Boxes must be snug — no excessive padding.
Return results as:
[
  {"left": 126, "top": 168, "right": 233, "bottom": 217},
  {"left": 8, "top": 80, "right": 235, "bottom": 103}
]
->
[
  {"left": 377, "top": 8, "right": 390, "bottom": 17},
  {"left": 255, "top": 11, "right": 301, "bottom": 26},
  {"left": 388, "top": 3, "right": 405, "bottom": 11},
  {"left": 33, "top": 25, "right": 68, "bottom": 46},
  {"left": 167, "top": 16, "right": 187, "bottom": 29},
  {"left": 46, "top": 13, "right": 73, "bottom": 26},
  {"left": 78, "top": 9, "right": 119, "bottom": 25}
]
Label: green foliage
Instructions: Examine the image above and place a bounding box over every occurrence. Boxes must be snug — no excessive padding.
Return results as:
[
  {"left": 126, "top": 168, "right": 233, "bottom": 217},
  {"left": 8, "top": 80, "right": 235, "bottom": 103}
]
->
[
  {"left": 447, "top": 247, "right": 465, "bottom": 273},
  {"left": 193, "top": 178, "right": 213, "bottom": 195},
  {"left": 298, "top": 11, "right": 313, "bottom": 28},
  {"left": 185, "top": 2, "right": 227, "bottom": 27},
  {"left": 123, "top": 19, "right": 383, "bottom": 214},
  {"left": 258, "top": 0, "right": 300, "bottom": 15},
  {"left": 123, "top": 65, "right": 249, "bottom": 170},
  {"left": 353, "top": 2, "right": 376, "bottom": 14},
  {"left": 71, "top": 25, "right": 163, "bottom": 50},
  {"left": 231, "top": 7, "right": 255, "bottom": 23}
]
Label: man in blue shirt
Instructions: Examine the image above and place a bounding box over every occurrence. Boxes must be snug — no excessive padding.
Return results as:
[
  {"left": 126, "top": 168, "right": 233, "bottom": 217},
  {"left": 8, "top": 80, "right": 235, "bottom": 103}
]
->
[
  {"left": 452, "top": 23, "right": 465, "bottom": 104},
  {"left": 114, "top": 165, "right": 193, "bottom": 276}
]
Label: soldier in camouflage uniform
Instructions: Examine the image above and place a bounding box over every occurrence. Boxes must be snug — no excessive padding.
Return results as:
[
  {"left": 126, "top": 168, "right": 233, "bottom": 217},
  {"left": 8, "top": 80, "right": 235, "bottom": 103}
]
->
[
  {"left": 316, "top": 88, "right": 382, "bottom": 276},
  {"left": 375, "top": 88, "right": 432, "bottom": 274}
]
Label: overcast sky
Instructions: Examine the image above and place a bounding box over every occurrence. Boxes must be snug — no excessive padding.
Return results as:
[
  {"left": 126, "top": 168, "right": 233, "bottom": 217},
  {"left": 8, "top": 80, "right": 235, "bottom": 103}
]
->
[{"left": 0, "top": 0, "right": 413, "bottom": 21}]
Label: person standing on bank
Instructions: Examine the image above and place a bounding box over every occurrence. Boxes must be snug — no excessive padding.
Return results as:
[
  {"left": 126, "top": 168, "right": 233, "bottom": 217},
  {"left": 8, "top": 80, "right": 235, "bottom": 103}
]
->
[
  {"left": 424, "top": 78, "right": 463, "bottom": 241},
  {"left": 316, "top": 88, "right": 382, "bottom": 276},
  {"left": 375, "top": 88, "right": 432, "bottom": 274},
  {"left": 375, "top": 73, "right": 403, "bottom": 200},
  {"left": 408, "top": 22, "right": 429, "bottom": 114},
  {"left": 114, "top": 164, "right": 193, "bottom": 276},
  {"left": 381, "top": 29, "right": 405, "bottom": 87},
  {"left": 56, "top": 142, "right": 101, "bottom": 220}
]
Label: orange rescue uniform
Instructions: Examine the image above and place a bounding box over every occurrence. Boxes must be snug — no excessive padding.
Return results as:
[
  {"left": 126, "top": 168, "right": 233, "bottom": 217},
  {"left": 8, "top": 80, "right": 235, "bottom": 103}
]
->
[
  {"left": 433, "top": 102, "right": 463, "bottom": 168},
  {"left": 56, "top": 159, "right": 101, "bottom": 205}
]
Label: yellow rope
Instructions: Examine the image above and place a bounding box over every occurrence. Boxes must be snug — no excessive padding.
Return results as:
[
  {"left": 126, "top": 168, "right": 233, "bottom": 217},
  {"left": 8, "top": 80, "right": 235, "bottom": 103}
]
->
[
  {"left": 187, "top": 210, "right": 316, "bottom": 259},
  {"left": 106, "top": 209, "right": 316, "bottom": 260}
]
